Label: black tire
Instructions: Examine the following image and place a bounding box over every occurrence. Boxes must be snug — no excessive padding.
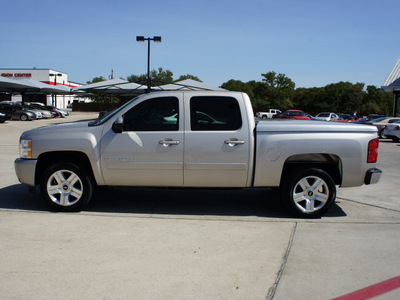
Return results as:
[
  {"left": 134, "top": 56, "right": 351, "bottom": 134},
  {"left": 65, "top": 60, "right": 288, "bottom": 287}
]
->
[
  {"left": 379, "top": 129, "right": 386, "bottom": 139},
  {"left": 40, "top": 162, "right": 93, "bottom": 212},
  {"left": 262, "top": 116, "right": 268, "bottom": 119},
  {"left": 392, "top": 137, "right": 399, "bottom": 142},
  {"left": 281, "top": 168, "right": 336, "bottom": 218},
  {"left": 20, "top": 114, "right": 28, "bottom": 121}
]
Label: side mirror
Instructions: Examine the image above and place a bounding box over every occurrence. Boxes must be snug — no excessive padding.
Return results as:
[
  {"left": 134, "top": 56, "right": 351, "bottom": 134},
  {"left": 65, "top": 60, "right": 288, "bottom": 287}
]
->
[{"left": 112, "top": 116, "right": 124, "bottom": 133}]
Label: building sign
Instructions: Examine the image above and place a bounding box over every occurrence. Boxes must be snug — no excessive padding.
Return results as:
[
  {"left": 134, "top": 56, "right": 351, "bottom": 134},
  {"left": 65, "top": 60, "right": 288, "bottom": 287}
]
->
[{"left": 1, "top": 73, "right": 32, "bottom": 78}]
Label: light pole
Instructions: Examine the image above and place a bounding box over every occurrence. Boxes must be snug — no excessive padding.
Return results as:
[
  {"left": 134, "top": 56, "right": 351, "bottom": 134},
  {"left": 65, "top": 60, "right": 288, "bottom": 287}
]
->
[
  {"left": 136, "top": 36, "right": 162, "bottom": 93},
  {"left": 49, "top": 73, "right": 62, "bottom": 106}
]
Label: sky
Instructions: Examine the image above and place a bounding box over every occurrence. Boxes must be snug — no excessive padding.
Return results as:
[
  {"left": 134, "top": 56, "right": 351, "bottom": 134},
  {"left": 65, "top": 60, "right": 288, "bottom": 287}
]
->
[{"left": 1, "top": 0, "right": 399, "bottom": 88}]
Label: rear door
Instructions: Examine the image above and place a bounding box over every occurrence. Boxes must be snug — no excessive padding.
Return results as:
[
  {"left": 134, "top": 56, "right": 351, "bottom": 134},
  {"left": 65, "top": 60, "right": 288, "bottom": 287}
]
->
[{"left": 183, "top": 93, "right": 251, "bottom": 187}]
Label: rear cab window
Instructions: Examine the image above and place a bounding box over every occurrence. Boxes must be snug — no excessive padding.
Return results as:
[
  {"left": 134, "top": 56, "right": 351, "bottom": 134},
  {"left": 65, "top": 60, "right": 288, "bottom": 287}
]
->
[{"left": 190, "top": 96, "right": 242, "bottom": 131}]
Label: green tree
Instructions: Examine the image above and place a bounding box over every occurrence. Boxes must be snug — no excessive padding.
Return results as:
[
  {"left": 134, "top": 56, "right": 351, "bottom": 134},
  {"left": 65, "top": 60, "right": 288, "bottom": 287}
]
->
[
  {"left": 221, "top": 79, "right": 260, "bottom": 109},
  {"left": 221, "top": 73, "right": 296, "bottom": 112},
  {"left": 86, "top": 76, "right": 106, "bottom": 84},
  {"left": 221, "top": 79, "right": 253, "bottom": 95},
  {"left": 362, "top": 85, "right": 393, "bottom": 116},
  {"left": 247, "top": 81, "right": 270, "bottom": 111},
  {"left": 320, "top": 82, "right": 364, "bottom": 114},
  {"left": 127, "top": 67, "right": 174, "bottom": 85},
  {"left": 84, "top": 76, "right": 121, "bottom": 103},
  {"left": 175, "top": 74, "right": 202, "bottom": 82},
  {"left": 150, "top": 67, "right": 174, "bottom": 84},
  {"left": 127, "top": 74, "right": 147, "bottom": 83},
  {"left": 261, "top": 72, "right": 295, "bottom": 108}
]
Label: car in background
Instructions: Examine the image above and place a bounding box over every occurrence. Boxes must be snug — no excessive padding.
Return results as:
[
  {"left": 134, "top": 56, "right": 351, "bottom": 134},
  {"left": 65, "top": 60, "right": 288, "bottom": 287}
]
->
[
  {"left": 256, "top": 109, "right": 282, "bottom": 119},
  {"left": 365, "top": 117, "right": 400, "bottom": 138},
  {"left": 273, "top": 110, "right": 311, "bottom": 120},
  {"left": 366, "top": 114, "right": 385, "bottom": 121},
  {"left": 41, "top": 105, "right": 61, "bottom": 118},
  {"left": 314, "top": 112, "right": 339, "bottom": 121},
  {"left": 9, "top": 102, "right": 46, "bottom": 119},
  {"left": 23, "top": 103, "right": 54, "bottom": 119},
  {"left": 51, "top": 106, "right": 69, "bottom": 117},
  {"left": 0, "top": 103, "right": 36, "bottom": 121},
  {"left": 0, "top": 112, "right": 11, "bottom": 123},
  {"left": 333, "top": 114, "right": 359, "bottom": 122},
  {"left": 16, "top": 104, "right": 46, "bottom": 119},
  {"left": 29, "top": 102, "right": 69, "bottom": 118},
  {"left": 98, "top": 108, "right": 115, "bottom": 119},
  {"left": 304, "top": 113, "right": 315, "bottom": 119},
  {"left": 352, "top": 117, "right": 369, "bottom": 124},
  {"left": 382, "top": 122, "right": 400, "bottom": 142}
]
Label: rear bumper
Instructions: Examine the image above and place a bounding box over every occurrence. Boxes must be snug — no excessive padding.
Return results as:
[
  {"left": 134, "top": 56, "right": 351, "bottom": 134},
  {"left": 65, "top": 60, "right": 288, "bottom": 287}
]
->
[
  {"left": 14, "top": 158, "right": 37, "bottom": 187},
  {"left": 364, "top": 168, "right": 382, "bottom": 185}
]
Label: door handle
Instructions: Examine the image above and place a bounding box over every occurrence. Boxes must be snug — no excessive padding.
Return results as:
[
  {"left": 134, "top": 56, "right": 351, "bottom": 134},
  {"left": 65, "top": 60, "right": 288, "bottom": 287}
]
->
[
  {"left": 159, "top": 139, "right": 180, "bottom": 147},
  {"left": 224, "top": 139, "right": 245, "bottom": 146}
]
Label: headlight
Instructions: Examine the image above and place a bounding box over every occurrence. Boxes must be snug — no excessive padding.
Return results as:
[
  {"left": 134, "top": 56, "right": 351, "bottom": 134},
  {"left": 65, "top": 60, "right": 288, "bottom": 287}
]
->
[{"left": 20, "top": 139, "right": 32, "bottom": 158}]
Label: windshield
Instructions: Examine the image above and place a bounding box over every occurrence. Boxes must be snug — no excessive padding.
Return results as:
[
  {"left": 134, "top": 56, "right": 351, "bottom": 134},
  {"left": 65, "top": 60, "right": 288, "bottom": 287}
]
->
[
  {"left": 89, "top": 96, "right": 140, "bottom": 126},
  {"left": 317, "top": 113, "right": 330, "bottom": 117}
]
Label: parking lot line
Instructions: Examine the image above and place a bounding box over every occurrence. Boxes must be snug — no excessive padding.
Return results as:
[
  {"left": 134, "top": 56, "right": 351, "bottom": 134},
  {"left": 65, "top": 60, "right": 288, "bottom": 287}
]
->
[{"left": 331, "top": 276, "right": 400, "bottom": 300}]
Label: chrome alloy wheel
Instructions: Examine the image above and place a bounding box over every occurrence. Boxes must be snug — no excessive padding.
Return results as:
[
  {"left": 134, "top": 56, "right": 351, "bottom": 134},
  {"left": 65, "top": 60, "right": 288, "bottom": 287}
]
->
[
  {"left": 46, "top": 169, "right": 83, "bottom": 206},
  {"left": 292, "top": 175, "right": 329, "bottom": 213}
]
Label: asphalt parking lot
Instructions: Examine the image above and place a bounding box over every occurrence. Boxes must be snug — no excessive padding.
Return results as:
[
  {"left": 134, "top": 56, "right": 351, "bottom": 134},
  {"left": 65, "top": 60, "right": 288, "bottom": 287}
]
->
[{"left": 0, "top": 113, "right": 399, "bottom": 299}]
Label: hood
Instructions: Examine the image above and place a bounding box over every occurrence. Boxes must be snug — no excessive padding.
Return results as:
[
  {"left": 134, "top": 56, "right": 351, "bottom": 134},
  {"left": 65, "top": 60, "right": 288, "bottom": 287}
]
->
[
  {"left": 21, "top": 121, "right": 92, "bottom": 139},
  {"left": 256, "top": 119, "right": 377, "bottom": 133}
]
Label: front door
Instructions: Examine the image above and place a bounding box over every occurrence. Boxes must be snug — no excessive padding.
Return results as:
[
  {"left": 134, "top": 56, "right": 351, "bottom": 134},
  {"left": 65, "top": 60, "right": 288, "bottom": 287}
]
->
[{"left": 100, "top": 95, "right": 184, "bottom": 186}]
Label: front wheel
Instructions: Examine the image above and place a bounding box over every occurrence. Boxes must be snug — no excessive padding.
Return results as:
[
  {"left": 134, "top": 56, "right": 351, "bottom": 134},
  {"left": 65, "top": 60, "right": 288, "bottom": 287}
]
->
[
  {"left": 20, "top": 114, "right": 28, "bottom": 121},
  {"left": 40, "top": 162, "right": 93, "bottom": 212},
  {"left": 282, "top": 168, "right": 336, "bottom": 218}
]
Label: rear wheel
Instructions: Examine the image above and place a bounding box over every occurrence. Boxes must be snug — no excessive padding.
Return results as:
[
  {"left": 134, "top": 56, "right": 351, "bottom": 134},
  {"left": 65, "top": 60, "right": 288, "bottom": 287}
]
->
[
  {"left": 282, "top": 168, "right": 336, "bottom": 218},
  {"left": 20, "top": 114, "right": 28, "bottom": 121},
  {"left": 379, "top": 129, "right": 386, "bottom": 139},
  {"left": 40, "top": 162, "right": 93, "bottom": 211}
]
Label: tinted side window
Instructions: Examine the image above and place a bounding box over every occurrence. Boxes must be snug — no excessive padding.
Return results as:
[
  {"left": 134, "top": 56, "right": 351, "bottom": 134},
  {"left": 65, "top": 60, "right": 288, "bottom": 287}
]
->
[
  {"left": 190, "top": 96, "right": 242, "bottom": 131},
  {"left": 123, "top": 97, "right": 179, "bottom": 131}
]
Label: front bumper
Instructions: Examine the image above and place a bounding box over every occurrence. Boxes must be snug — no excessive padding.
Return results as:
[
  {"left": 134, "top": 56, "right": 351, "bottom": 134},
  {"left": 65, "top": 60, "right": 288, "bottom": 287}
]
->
[
  {"left": 14, "top": 158, "right": 37, "bottom": 187},
  {"left": 364, "top": 168, "right": 382, "bottom": 185}
]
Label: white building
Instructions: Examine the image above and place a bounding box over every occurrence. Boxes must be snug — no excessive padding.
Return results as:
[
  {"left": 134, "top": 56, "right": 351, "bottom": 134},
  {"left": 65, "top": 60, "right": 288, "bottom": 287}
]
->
[{"left": 0, "top": 68, "right": 83, "bottom": 109}]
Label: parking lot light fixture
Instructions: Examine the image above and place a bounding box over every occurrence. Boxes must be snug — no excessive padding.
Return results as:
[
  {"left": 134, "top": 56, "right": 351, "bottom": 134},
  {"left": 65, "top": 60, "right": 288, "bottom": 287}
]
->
[
  {"left": 49, "top": 73, "right": 62, "bottom": 106},
  {"left": 49, "top": 73, "right": 62, "bottom": 86},
  {"left": 136, "top": 36, "right": 162, "bottom": 93}
]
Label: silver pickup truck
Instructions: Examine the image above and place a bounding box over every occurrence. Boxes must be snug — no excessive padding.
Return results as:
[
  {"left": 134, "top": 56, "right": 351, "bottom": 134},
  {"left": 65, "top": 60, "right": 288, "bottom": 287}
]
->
[{"left": 14, "top": 91, "right": 382, "bottom": 217}]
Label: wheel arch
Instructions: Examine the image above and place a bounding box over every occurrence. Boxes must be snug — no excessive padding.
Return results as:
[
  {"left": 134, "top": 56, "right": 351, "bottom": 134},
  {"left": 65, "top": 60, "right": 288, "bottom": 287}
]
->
[
  {"left": 280, "top": 153, "right": 342, "bottom": 186},
  {"left": 35, "top": 151, "right": 95, "bottom": 185}
]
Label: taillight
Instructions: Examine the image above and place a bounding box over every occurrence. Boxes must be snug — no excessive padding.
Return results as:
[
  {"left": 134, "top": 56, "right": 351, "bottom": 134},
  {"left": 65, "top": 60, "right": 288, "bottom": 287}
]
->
[
  {"left": 395, "top": 126, "right": 400, "bottom": 130},
  {"left": 367, "top": 138, "right": 379, "bottom": 163}
]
